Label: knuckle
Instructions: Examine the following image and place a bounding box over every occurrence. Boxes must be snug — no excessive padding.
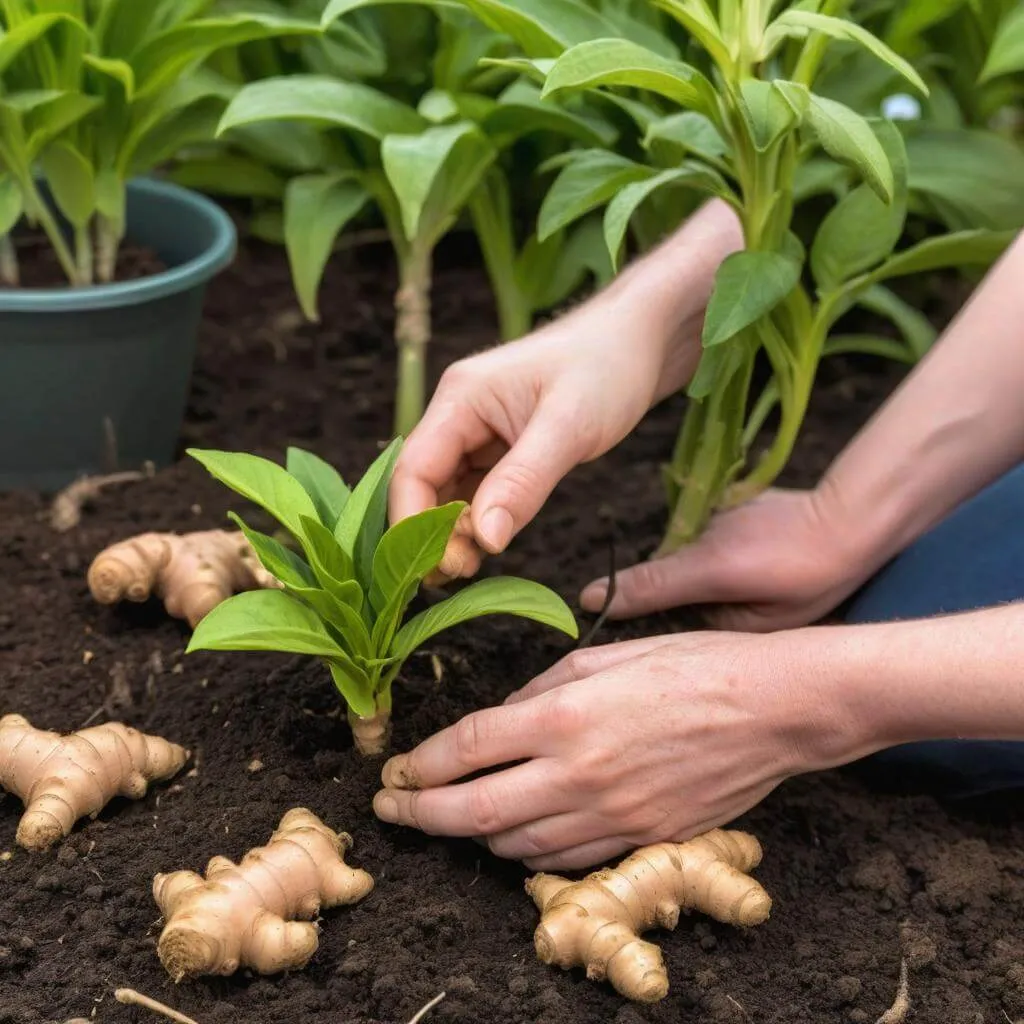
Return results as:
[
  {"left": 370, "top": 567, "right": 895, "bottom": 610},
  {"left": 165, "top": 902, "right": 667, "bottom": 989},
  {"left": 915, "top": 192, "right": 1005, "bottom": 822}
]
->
[
  {"left": 560, "top": 649, "right": 594, "bottom": 683},
  {"left": 453, "top": 712, "right": 485, "bottom": 765},
  {"left": 545, "top": 690, "right": 586, "bottom": 736},
  {"left": 619, "top": 560, "right": 668, "bottom": 602},
  {"left": 437, "top": 360, "right": 477, "bottom": 392},
  {"left": 467, "top": 783, "right": 504, "bottom": 834}
]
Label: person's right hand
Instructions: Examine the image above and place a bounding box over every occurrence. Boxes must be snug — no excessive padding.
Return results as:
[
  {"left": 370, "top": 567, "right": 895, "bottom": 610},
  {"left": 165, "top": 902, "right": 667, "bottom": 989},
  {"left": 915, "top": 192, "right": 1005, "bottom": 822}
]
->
[{"left": 581, "top": 485, "right": 876, "bottom": 632}]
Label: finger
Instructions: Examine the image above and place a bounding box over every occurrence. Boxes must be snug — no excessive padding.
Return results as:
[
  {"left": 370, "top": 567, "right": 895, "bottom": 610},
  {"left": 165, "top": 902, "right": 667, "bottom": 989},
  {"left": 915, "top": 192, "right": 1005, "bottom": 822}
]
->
[
  {"left": 579, "top": 544, "right": 729, "bottom": 620},
  {"left": 424, "top": 508, "right": 484, "bottom": 586},
  {"left": 389, "top": 394, "right": 495, "bottom": 525},
  {"left": 505, "top": 636, "right": 678, "bottom": 705},
  {"left": 470, "top": 401, "right": 587, "bottom": 554},
  {"left": 523, "top": 836, "right": 633, "bottom": 873},
  {"left": 373, "top": 758, "right": 568, "bottom": 837},
  {"left": 380, "top": 700, "right": 551, "bottom": 791},
  {"left": 487, "top": 811, "right": 615, "bottom": 861}
]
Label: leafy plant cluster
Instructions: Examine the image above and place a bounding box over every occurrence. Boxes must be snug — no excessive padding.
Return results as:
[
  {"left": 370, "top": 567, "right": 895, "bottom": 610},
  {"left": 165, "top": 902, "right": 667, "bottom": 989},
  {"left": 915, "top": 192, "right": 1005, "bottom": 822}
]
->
[
  {"left": 188, "top": 441, "right": 578, "bottom": 746},
  {"left": 0, "top": 0, "right": 318, "bottom": 286}
]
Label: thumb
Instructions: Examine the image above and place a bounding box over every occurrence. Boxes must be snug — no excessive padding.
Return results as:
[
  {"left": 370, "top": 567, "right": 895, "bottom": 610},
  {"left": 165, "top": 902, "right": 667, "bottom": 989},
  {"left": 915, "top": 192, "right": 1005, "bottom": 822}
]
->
[
  {"left": 470, "top": 403, "right": 586, "bottom": 553},
  {"left": 580, "top": 541, "right": 729, "bottom": 620}
]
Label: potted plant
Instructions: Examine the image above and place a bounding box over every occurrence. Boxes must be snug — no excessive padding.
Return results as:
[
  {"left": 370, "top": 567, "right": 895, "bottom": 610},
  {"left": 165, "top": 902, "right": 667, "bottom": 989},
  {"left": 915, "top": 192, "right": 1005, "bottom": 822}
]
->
[{"left": 0, "top": 1, "right": 316, "bottom": 491}]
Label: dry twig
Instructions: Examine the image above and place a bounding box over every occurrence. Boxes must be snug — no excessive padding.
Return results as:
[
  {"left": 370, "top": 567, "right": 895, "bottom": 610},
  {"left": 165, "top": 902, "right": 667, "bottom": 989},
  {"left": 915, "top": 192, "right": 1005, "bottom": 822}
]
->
[
  {"left": 50, "top": 468, "right": 151, "bottom": 532},
  {"left": 408, "top": 991, "right": 447, "bottom": 1024}
]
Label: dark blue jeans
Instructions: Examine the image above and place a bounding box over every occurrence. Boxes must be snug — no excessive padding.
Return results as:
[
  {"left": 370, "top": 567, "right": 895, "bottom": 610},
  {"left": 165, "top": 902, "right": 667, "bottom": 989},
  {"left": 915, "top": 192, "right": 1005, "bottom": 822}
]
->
[{"left": 845, "top": 462, "right": 1024, "bottom": 797}]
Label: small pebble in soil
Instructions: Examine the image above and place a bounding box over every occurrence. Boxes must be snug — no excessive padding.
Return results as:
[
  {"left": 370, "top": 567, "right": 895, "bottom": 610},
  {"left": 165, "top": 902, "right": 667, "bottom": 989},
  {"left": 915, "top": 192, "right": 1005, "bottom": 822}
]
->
[{"left": 830, "top": 975, "right": 863, "bottom": 1005}]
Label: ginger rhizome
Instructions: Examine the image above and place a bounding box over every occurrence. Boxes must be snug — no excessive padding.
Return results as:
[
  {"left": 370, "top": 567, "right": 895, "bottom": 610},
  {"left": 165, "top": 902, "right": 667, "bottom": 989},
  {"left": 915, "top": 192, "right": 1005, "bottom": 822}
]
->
[
  {"left": 153, "top": 808, "right": 373, "bottom": 980},
  {"left": 88, "top": 530, "right": 279, "bottom": 627},
  {"left": 526, "top": 829, "right": 772, "bottom": 1003},
  {"left": 0, "top": 714, "right": 189, "bottom": 853}
]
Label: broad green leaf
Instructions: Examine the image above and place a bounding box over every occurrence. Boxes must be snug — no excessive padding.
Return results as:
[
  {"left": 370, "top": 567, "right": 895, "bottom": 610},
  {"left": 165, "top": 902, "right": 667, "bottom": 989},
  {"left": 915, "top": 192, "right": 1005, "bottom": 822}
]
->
[
  {"left": 391, "top": 577, "right": 578, "bottom": 661},
  {"left": 39, "top": 142, "right": 94, "bottom": 228},
  {"left": 765, "top": 10, "right": 928, "bottom": 94},
  {"left": 334, "top": 438, "right": 403, "bottom": 590},
  {"left": 0, "top": 175, "right": 22, "bottom": 236},
  {"left": 811, "top": 120, "right": 907, "bottom": 290},
  {"left": 793, "top": 159, "right": 849, "bottom": 203},
  {"left": 643, "top": 111, "right": 727, "bottom": 164},
  {"left": 297, "top": 514, "right": 360, "bottom": 603},
  {"left": 228, "top": 512, "right": 315, "bottom": 590},
  {"left": 687, "top": 343, "right": 732, "bottom": 401},
  {"left": 22, "top": 92, "right": 102, "bottom": 158},
  {"left": 482, "top": 78, "right": 617, "bottom": 148},
  {"left": 382, "top": 122, "right": 497, "bottom": 244},
  {"left": 284, "top": 173, "right": 370, "bottom": 321},
  {"left": 865, "top": 229, "right": 1015, "bottom": 284},
  {"left": 604, "top": 164, "right": 731, "bottom": 269},
  {"left": 980, "top": 3, "right": 1024, "bottom": 82},
  {"left": 328, "top": 661, "right": 375, "bottom": 718},
  {"left": 170, "top": 154, "right": 288, "bottom": 199},
  {"left": 187, "top": 589, "right": 349, "bottom": 658},
  {"left": 648, "top": 0, "right": 732, "bottom": 70},
  {"left": 0, "top": 14, "right": 83, "bottom": 75},
  {"left": 804, "top": 94, "right": 894, "bottom": 202},
  {"left": 127, "top": 98, "right": 228, "bottom": 178},
  {"left": 286, "top": 448, "right": 351, "bottom": 528},
  {"left": 188, "top": 448, "right": 318, "bottom": 539},
  {"left": 133, "top": 15, "right": 320, "bottom": 98},
  {"left": 218, "top": 75, "right": 425, "bottom": 141},
  {"left": 739, "top": 79, "right": 800, "bottom": 152},
  {"left": 542, "top": 38, "right": 718, "bottom": 118},
  {"left": 702, "top": 251, "right": 802, "bottom": 348},
  {"left": 370, "top": 501, "right": 465, "bottom": 615},
  {"left": 538, "top": 150, "right": 653, "bottom": 242}
]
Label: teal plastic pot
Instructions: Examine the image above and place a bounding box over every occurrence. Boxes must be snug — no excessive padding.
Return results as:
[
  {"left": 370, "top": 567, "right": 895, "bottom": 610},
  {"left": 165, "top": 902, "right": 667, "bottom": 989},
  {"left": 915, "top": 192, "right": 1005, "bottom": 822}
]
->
[{"left": 0, "top": 177, "right": 236, "bottom": 492}]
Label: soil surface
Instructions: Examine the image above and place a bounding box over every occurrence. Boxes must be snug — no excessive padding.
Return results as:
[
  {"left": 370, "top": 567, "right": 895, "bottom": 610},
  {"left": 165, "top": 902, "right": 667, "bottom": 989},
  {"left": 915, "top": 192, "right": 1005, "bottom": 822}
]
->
[
  {"left": 1, "top": 234, "right": 166, "bottom": 289},
  {"left": 1, "top": 237, "right": 1022, "bottom": 1024}
]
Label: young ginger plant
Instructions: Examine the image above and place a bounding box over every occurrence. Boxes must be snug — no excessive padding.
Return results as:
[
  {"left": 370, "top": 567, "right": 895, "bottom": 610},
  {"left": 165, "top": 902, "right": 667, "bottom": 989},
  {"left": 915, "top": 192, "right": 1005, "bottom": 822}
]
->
[
  {"left": 0, "top": 714, "right": 188, "bottom": 852},
  {"left": 154, "top": 808, "right": 373, "bottom": 980},
  {"left": 527, "top": 828, "right": 772, "bottom": 1003},
  {"left": 187, "top": 441, "right": 578, "bottom": 754}
]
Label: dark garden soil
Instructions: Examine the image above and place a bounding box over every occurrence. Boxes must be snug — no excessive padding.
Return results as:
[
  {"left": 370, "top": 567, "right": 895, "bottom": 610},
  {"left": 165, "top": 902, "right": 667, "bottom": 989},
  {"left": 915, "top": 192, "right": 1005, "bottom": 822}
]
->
[
  {"left": 0, "top": 234, "right": 166, "bottom": 289},
  {"left": 0, "top": 235, "right": 1021, "bottom": 1024}
]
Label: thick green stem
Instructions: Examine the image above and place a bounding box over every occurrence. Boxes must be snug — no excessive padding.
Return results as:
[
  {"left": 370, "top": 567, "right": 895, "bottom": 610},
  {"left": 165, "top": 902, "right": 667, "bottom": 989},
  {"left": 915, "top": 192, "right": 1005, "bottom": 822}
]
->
[
  {"left": 393, "top": 244, "right": 432, "bottom": 438},
  {"left": 96, "top": 215, "right": 121, "bottom": 283},
  {"left": 75, "top": 224, "right": 93, "bottom": 286},
  {"left": 0, "top": 235, "right": 17, "bottom": 285},
  {"left": 26, "top": 183, "right": 79, "bottom": 285}
]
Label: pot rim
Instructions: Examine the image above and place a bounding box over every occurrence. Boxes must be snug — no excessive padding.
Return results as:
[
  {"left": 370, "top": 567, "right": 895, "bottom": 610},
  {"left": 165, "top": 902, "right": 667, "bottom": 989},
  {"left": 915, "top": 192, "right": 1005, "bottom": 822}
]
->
[{"left": 0, "top": 177, "right": 237, "bottom": 313}]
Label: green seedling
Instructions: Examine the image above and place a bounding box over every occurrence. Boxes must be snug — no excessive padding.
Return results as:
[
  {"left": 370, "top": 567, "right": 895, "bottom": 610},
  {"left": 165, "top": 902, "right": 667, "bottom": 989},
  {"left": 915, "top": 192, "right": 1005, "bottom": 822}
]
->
[{"left": 187, "top": 440, "right": 578, "bottom": 755}]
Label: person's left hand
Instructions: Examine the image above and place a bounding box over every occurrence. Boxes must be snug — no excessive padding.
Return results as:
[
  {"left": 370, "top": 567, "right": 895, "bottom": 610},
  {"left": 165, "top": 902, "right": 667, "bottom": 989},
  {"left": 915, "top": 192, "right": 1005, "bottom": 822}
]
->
[{"left": 372, "top": 630, "right": 851, "bottom": 870}]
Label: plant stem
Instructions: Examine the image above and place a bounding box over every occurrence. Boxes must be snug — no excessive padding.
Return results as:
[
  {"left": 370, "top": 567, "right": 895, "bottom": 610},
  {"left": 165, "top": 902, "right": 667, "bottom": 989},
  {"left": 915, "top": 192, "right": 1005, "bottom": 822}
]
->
[
  {"left": 75, "top": 224, "right": 93, "bottom": 286},
  {"left": 96, "top": 214, "right": 120, "bottom": 283},
  {"left": 393, "top": 242, "right": 432, "bottom": 438},
  {"left": 0, "top": 234, "right": 18, "bottom": 285},
  {"left": 25, "top": 182, "right": 80, "bottom": 285},
  {"left": 348, "top": 687, "right": 393, "bottom": 757}
]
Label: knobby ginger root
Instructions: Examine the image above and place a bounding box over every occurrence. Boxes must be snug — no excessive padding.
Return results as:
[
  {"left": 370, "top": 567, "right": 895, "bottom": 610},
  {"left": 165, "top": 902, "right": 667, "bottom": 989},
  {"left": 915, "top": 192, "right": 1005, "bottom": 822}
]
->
[
  {"left": 88, "top": 530, "right": 279, "bottom": 627},
  {"left": 0, "top": 714, "right": 189, "bottom": 852},
  {"left": 153, "top": 808, "right": 373, "bottom": 980},
  {"left": 526, "top": 828, "right": 772, "bottom": 1003}
]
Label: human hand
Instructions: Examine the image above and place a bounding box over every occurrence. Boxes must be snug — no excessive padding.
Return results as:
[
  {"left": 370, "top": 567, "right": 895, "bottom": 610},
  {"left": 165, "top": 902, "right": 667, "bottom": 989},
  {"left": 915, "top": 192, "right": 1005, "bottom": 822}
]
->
[
  {"left": 389, "top": 200, "right": 743, "bottom": 584},
  {"left": 581, "top": 486, "right": 873, "bottom": 632},
  {"left": 372, "top": 629, "right": 854, "bottom": 870}
]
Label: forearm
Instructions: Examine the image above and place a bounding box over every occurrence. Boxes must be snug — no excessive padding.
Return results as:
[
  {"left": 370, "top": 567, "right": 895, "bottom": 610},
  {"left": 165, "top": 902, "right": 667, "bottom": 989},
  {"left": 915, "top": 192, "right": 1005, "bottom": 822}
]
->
[
  {"left": 785, "top": 605, "right": 1024, "bottom": 770},
  {"left": 818, "top": 232, "right": 1024, "bottom": 573},
  {"left": 596, "top": 199, "right": 743, "bottom": 401}
]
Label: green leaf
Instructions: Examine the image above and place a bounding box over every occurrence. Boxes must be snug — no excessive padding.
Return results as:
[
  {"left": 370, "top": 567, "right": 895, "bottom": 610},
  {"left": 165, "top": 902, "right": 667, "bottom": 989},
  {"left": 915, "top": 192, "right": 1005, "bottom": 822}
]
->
[
  {"left": 884, "top": 0, "right": 967, "bottom": 51},
  {"left": 765, "top": 10, "right": 928, "bottom": 94},
  {"left": 483, "top": 78, "right": 617, "bottom": 149},
  {"left": 370, "top": 501, "right": 465, "bottom": 615},
  {"left": 0, "top": 175, "right": 22, "bottom": 236},
  {"left": 739, "top": 79, "right": 800, "bottom": 152},
  {"left": 328, "top": 661, "right": 376, "bottom": 718},
  {"left": 284, "top": 173, "right": 370, "bottom": 322},
  {"left": 83, "top": 55, "right": 135, "bottom": 99},
  {"left": 133, "top": 14, "right": 320, "bottom": 98},
  {"left": 702, "top": 251, "right": 802, "bottom": 349},
  {"left": 811, "top": 120, "right": 907, "bottom": 290},
  {"left": 170, "top": 154, "right": 287, "bottom": 200},
  {"left": 804, "top": 94, "right": 894, "bottom": 203},
  {"left": 187, "top": 590, "right": 349, "bottom": 658},
  {"left": 286, "top": 447, "right": 351, "bottom": 529},
  {"left": 980, "top": 3, "right": 1024, "bottom": 82},
  {"left": 188, "top": 448, "right": 318, "bottom": 540},
  {"left": 865, "top": 229, "right": 1015, "bottom": 284},
  {"left": 228, "top": 512, "right": 315, "bottom": 590},
  {"left": 390, "top": 577, "right": 578, "bottom": 661},
  {"left": 538, "top": 149, "right": 652, "bottom": 242},
  {"left": 39, "top": 142, "right": 94, "bottom": 229},
  {"left": 823, "top": 335, "right": 914, "bottom": 363},
  {"left": 382, "top": 122, "right": 497, "bottom": 245},
  {"left": 648, "top": 0, "right": 732, "bottom": 70},
  {"left": 297, "top": 514, "right": 361, "bottom": 605},
  {"left": 0, "top": 13, "right": 83, "bottom": 75},
  {"left": 643, "top": 111, "right": 727, "bottom": 164},
  {"left": 22, "top": 92, "right": 102, "bottom": 158},
  {"left": 218, "top": 75, "right": 425, "bottom": 141},
  {"left": 542, "top": 38, "right": 718, "bottom": 118},
  {"left": 335, "top": 438, "right": 403, "bottom": 590},
  {"left": 857, "top": 285, "right": 936, "bottom": 362},
  {"left": 603, "top": 164, "right": 731, "bottom": 269}
]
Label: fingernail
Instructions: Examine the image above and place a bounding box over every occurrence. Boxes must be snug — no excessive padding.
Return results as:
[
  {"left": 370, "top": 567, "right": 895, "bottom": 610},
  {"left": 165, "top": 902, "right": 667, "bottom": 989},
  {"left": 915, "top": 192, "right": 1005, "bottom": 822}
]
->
[
  {"left": 580, "top": 579, "right": 608, "bottom": 612},
  {"left": 373, "top": 792, "right": 398, "bottom": 823},
  {"left": 479, "top": 507, "right": 514, "bottom": 553},
  {"left": 382, "top": 754, "right": 418, "bottom": 790}
]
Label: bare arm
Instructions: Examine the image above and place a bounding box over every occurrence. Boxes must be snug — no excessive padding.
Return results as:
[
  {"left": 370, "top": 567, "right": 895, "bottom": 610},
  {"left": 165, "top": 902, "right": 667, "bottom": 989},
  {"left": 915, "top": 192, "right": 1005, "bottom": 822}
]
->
[{"left": 818, "top": 232, "right": 1024, "bottom": 574}]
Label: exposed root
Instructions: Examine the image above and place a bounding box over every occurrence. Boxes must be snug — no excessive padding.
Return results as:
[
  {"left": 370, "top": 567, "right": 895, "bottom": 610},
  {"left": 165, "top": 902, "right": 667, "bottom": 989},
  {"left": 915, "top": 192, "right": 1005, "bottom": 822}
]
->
[
  {"left": 875, "top": 959, "right": 910, "bottom": 1024},
  {"left": 408, "top": 992, "right": 447, "bottom": 1023},
  {"left": 50, "top": 468, "right": 151, "bottom": 532},
  {"left": 114, "top": 989, "right": 200, "bottom": 1024}
]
